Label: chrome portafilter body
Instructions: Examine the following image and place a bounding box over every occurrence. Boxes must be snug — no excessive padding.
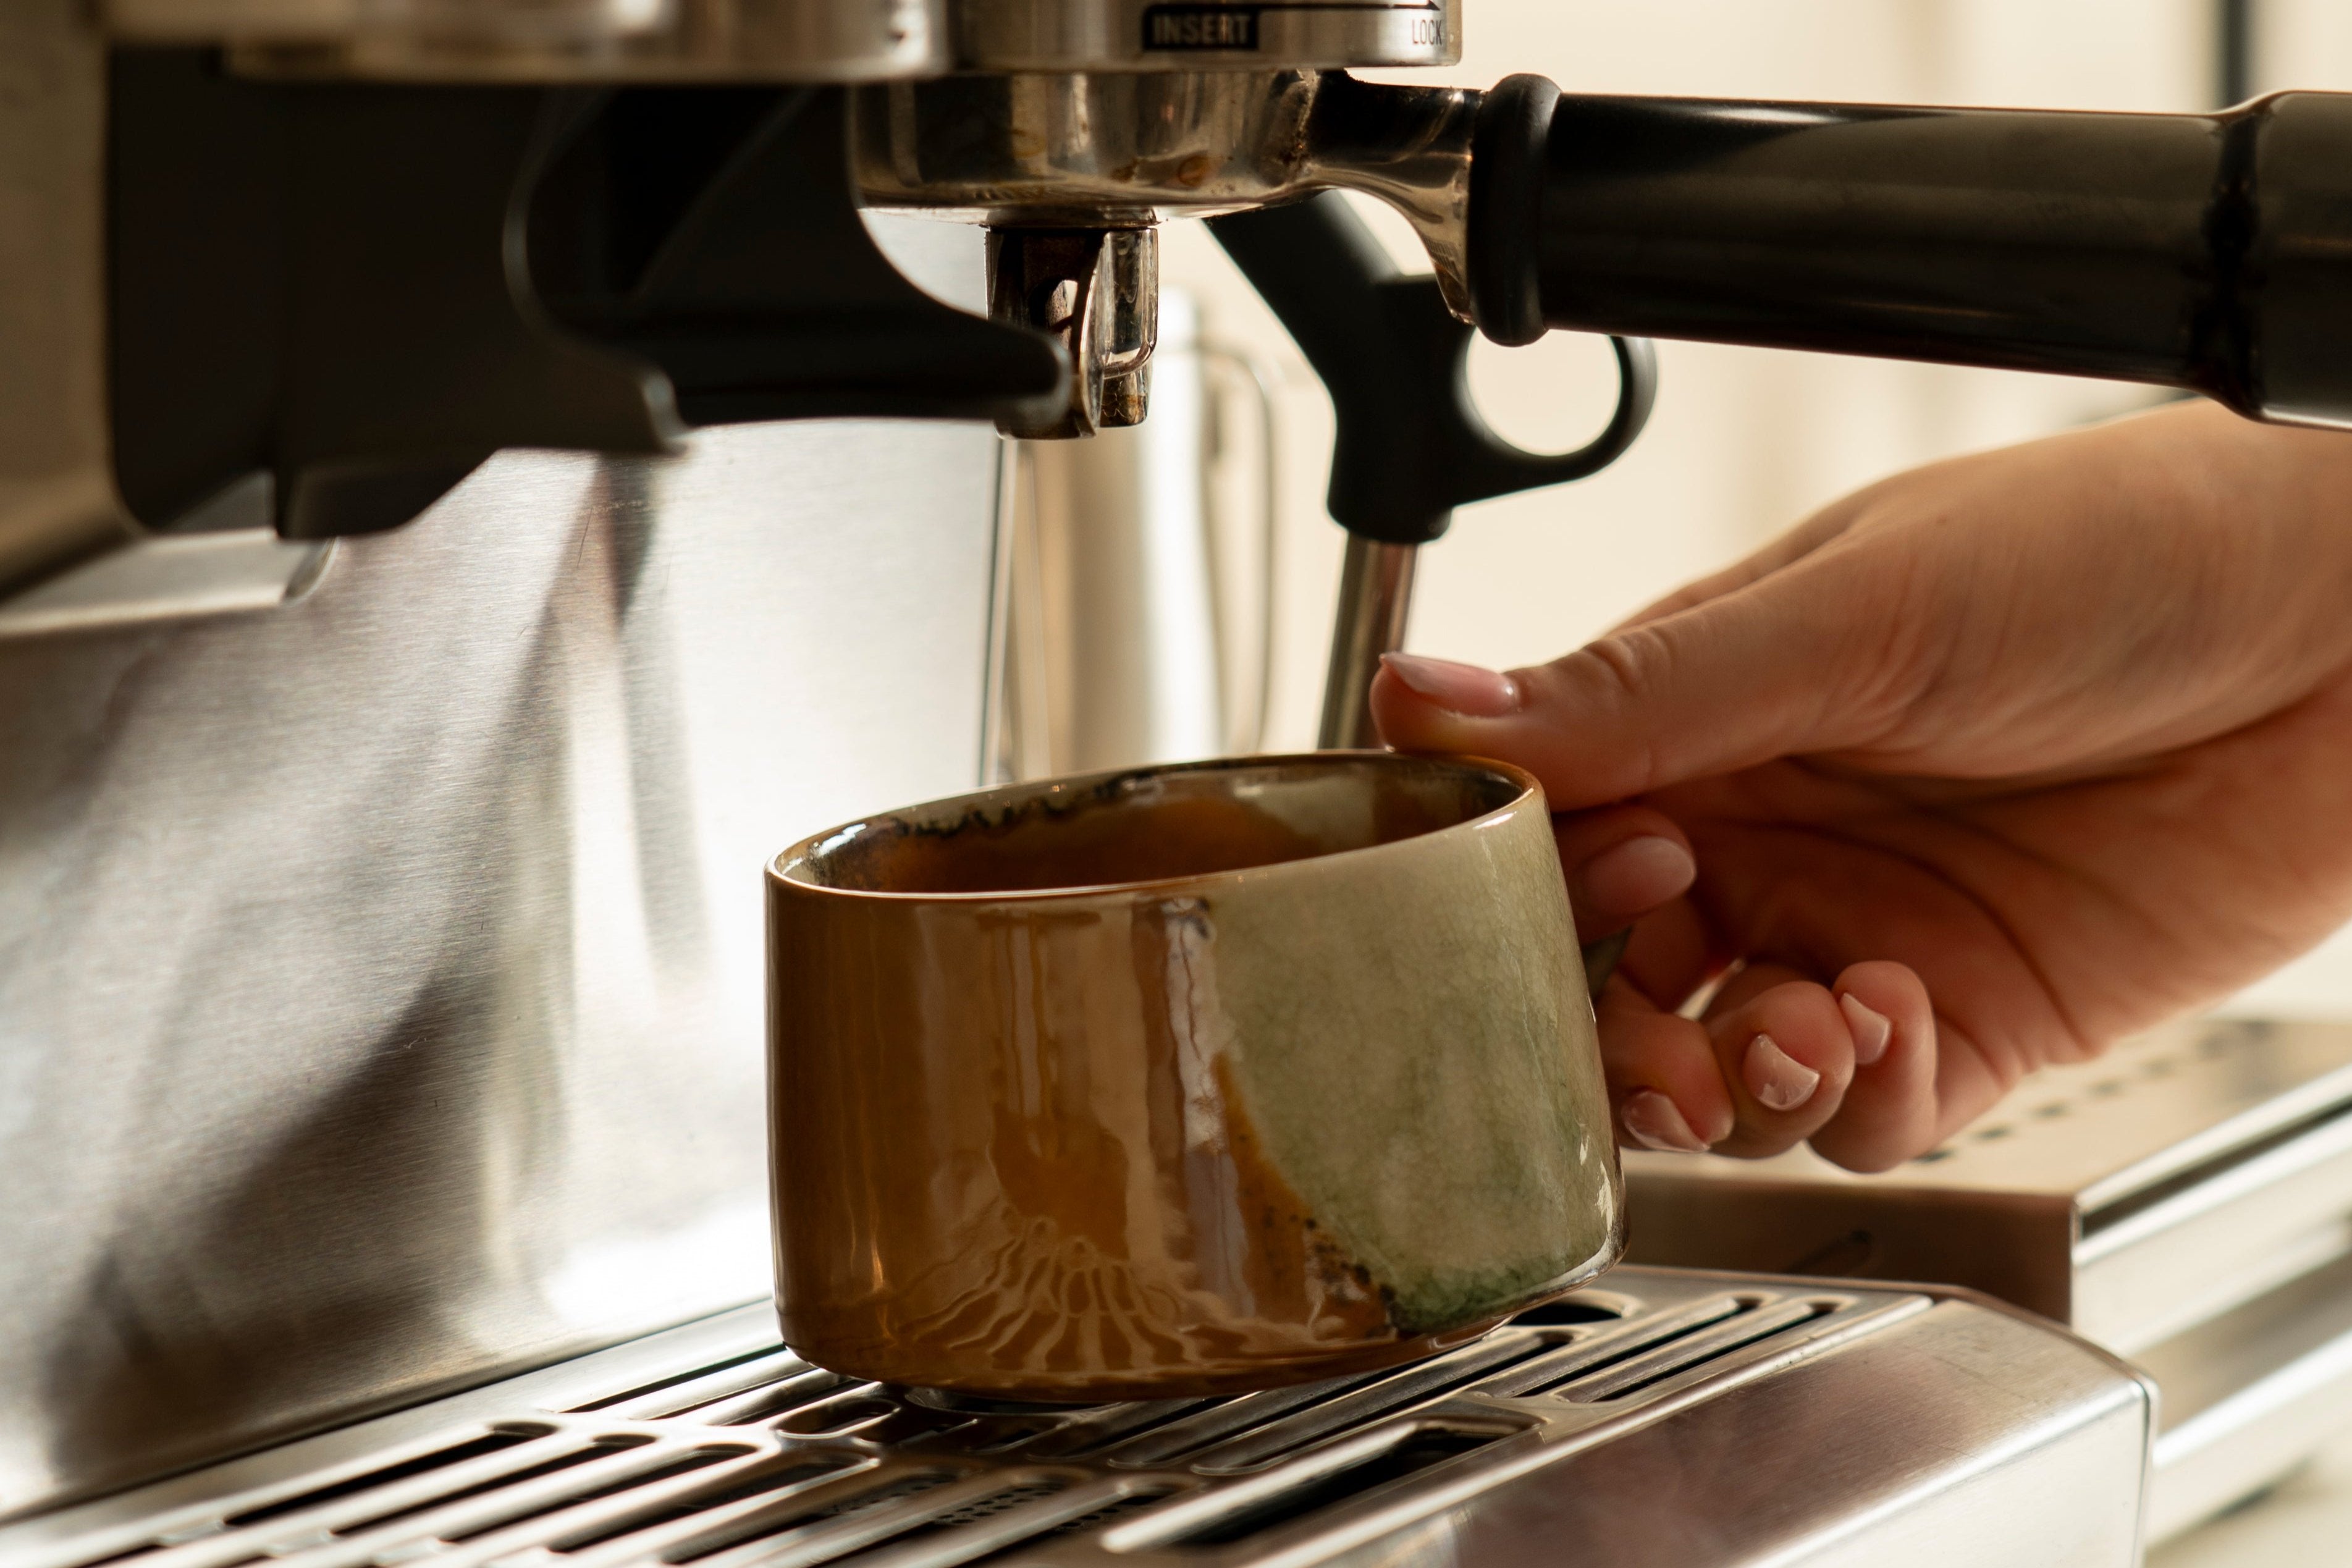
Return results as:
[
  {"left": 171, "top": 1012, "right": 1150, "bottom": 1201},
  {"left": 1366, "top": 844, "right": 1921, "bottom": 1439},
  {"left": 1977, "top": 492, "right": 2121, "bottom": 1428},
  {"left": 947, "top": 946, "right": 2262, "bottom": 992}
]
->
[
  {"left": 949, "top": 0, "right": 1460, "bottom": 72},
  {"left": 853, "top": 69, "right": 1480, "bottom": 435}
]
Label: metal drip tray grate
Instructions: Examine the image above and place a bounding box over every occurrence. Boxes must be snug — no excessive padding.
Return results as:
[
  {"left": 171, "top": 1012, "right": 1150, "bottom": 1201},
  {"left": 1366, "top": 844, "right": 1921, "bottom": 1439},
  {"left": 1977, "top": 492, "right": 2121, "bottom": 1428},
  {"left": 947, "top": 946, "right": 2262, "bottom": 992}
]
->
[{"left": 3, "top": 1269, "right": 2154, "bottom": 1568}]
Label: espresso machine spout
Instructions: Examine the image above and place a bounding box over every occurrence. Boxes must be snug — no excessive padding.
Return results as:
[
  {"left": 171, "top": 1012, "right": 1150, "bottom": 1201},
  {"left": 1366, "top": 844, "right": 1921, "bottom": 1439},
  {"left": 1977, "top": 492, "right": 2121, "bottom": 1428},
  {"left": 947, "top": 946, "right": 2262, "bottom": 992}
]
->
[{"left": 851, "top": 67, "right": 1492, "bottom": 438}]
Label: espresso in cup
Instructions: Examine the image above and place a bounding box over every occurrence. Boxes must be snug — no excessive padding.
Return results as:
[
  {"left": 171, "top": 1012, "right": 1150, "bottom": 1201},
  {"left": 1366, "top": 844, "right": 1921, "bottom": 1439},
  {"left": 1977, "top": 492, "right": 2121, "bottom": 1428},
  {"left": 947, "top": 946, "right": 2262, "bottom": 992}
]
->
[{"left": 767, "top": 753, "right": 1621, "bottom": 1397}]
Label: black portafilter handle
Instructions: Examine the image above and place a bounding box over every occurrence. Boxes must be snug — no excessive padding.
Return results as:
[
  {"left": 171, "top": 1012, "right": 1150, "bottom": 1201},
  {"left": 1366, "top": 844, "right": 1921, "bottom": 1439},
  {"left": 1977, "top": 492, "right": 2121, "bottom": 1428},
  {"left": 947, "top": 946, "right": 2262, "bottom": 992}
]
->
[
  {"left": 1470, "top": 75, "right": 2352, "bottom": 425},
  {"left": 1209, "top": 193, "right": 1655, "bottom": 551},
  {"left": 1210, "top": 193, "right": 1652, "bottom": 770}
]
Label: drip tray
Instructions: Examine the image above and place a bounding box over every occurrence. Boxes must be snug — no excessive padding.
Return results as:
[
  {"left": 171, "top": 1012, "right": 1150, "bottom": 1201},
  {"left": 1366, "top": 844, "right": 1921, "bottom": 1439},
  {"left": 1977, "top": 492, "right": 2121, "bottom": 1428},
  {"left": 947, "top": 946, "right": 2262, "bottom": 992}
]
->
[{"left": 0, "top": 1269, "right": 2151, "bottom": 1568}]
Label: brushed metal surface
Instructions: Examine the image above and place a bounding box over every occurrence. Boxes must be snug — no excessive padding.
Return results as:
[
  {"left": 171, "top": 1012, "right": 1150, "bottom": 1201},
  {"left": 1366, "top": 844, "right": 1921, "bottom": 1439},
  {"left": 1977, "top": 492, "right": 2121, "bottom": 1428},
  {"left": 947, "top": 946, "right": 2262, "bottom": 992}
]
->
[
  {"left": 0, "top": 529, "right": 327, "bottom": 638},
  {"left": 1317, "top": 537, "right": 1414, "bottom": 751},
  {"left": 1394, "top": 1294, "right": 2149, "bottom": 1568},
  {"left": 0, "top": 1, "right": 140, "bottom": 597},
  {"left": 2140, "top": 1250, "right": 2352, "bottom": 1538},
  {"left": 1625, "top": 1017, "right": 2352, "bottom": 1330},
  {"left": 112, "top": 0, "right": 948, "bottom": 82},
  {"left": 0, "top": 413, "right": 1004, "bottom": 1520},
  {"left": 1625, "top": 1014, "right": 2352, "bottom": 1539},
  {"left": 0, "top": 1269, "right": 2153, "bottom": 1568}
]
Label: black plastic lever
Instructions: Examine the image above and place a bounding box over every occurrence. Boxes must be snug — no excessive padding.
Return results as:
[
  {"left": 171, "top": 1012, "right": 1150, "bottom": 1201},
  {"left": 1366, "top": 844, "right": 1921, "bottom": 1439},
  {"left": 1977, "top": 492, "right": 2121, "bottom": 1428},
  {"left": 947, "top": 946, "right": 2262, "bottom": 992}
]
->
[
  {"left": 108, "top": 55, "right": 1069, "bottom": 541},
  {"left": 1467, "top": 74, "right": 2352, "bottom": 427},
  {"left": 1208, "top": 193, "right": 1654, "bottom": 547}
]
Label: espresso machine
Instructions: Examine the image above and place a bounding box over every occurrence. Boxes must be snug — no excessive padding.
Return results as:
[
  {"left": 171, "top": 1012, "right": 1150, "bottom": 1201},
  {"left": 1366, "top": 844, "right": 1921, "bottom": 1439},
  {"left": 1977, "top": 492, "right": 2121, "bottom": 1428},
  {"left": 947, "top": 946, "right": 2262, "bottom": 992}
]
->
[{"left": 12, "top": 1, "right": 2352, "bottom": 1563}]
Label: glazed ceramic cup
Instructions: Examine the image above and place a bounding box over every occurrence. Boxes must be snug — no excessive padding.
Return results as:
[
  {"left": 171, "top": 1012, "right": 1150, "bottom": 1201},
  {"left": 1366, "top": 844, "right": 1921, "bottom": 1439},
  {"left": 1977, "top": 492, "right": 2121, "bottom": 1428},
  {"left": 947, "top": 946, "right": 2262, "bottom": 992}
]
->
[{"left": 766, "top": 752, "right": 1621, "bottom": 1397}]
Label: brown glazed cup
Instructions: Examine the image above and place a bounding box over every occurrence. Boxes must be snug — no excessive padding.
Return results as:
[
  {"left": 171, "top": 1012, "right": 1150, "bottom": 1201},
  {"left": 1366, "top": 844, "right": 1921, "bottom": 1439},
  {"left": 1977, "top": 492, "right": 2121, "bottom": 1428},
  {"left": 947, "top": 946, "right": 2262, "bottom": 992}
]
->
[{"left": 766, "top": 752, "right": 1622, "bottom": 1397}]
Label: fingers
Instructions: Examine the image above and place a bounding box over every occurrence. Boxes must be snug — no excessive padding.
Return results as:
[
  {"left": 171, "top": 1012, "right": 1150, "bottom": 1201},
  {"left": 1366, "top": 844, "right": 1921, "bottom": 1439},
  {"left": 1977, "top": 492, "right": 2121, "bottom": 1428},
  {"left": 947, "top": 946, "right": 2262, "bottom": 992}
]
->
[
  {"left": 1551, "top": 806, "right": 1695, "bottom": 942},
  {"left": 1611, "top": 497, "right": 1869, "bottom": 631},
  {"left": 1614, "top": 895, "right": 1719, "bottom": 1010},
  {"left": 1807, "top": 963, "right": 1941, "bottom": 1173},
  {"left": 1598, "top": 954, "right": 1949, "bottom": 1168},
  {"left": 1599, "top": 980, "right": 1735, "bottom": 1153},
  {"left": 1371, "top": 560, "right": 1916, "bottom": 809},
  {"left": 1697, "top": 967, "right": 1854, "bottom": 1158}
]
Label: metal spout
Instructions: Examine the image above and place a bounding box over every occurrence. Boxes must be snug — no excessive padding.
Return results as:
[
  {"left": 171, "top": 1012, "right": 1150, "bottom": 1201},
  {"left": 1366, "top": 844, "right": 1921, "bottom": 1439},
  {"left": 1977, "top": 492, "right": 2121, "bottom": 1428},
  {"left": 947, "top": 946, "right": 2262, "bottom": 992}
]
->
[{"left": 986, "top": 225, "right": 1158, "bottom": 438}]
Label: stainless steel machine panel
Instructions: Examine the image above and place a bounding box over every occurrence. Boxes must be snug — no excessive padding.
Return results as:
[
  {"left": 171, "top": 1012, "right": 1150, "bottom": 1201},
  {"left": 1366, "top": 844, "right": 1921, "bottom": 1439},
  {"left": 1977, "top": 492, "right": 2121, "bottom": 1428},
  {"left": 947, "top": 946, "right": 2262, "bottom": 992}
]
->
[
  {"left": 1625, "top": 1015, "right": 2352, "bottom": 1538},
  {"left": 1625, "top": 1018, "right": 2352, "bottom": 1341},
  {"left": 109, "top": 0, "right": 949, "bottom": 82},
  {"left": 0, "top": 1, "right": 133, "bottom": 597},
  {"left": 0, "top": 1269, "right": 2154, "bottom": 1568},
  {"left": 0, "top": 414, "right": 1005, "bottom": 1520}
]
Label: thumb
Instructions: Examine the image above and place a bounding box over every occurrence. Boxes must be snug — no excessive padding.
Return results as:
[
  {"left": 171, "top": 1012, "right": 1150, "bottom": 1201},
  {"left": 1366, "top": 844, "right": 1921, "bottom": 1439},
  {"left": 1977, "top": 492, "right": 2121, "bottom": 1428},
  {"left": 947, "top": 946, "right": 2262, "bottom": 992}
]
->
[{"left": 1372, "top": 567, "right": 1910, "bottom": 809}]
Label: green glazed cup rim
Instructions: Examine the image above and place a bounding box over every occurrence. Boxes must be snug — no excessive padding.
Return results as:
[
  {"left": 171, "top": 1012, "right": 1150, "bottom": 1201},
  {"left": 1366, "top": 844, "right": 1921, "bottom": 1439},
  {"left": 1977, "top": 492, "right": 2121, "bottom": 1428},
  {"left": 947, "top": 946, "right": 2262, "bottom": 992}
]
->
[{"left": 769, "top": 749, "right": 1545, "bottom": 904}]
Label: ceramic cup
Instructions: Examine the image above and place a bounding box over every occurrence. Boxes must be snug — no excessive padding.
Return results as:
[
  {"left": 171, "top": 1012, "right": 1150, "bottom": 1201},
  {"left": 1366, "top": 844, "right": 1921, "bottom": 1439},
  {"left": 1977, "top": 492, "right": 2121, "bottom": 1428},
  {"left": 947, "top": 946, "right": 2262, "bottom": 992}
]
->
[{"left": 766, "top": 752, "right": 1622, "bottom": 1397}]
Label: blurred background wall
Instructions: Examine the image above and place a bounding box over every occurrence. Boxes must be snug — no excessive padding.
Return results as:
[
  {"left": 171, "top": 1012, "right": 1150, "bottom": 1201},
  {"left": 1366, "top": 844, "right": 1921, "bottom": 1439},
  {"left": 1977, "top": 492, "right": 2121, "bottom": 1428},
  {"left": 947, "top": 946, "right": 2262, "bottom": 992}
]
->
[{"left": 1155, "top": 0, "right": 2352, "bottom": 1014}]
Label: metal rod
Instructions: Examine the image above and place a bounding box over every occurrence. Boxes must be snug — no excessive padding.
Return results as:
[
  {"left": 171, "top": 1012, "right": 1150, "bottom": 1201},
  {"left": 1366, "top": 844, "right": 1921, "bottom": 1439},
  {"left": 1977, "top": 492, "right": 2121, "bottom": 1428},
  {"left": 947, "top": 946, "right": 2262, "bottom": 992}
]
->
[
  {"left": 1317, "top": 536, "right": 1417, "bottom": 749},
  {"left": 979, "top": 436, "right": 1021, "bottom": 783},
  {"left": 2218, "top": 0, "right": 2256, "bottom": 107}
]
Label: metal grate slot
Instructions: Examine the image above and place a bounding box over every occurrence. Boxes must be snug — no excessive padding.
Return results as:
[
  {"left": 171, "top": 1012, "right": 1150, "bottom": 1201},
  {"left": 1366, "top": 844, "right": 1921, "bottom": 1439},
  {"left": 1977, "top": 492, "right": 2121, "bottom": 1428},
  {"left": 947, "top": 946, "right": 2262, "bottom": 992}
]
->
[
  {"left": 656, "top": 1470, "right": 956, "bottom": 1564},
  {"left": 516, "top": 1459, "right": 883, "bottom": 1568},
  {"left": 1508, "top": 1297, "right": 1630, "bottom": 1326},
  {"left": 568, "top": 1346, "right": 801, "bottom": 1417},
  {"left": 688, "top": 1369, "right": 859, "bottom": 1426},
  {"left": 672, "top": 1472, "right": 1031, "bottom": 1568},
  {"left": 61, "top": 1428, "right": 596, "bottom": 1568},
  {"left": 1091, "top": 1368, "right": 1422, "bottom": 1471},
  {"left": 1100, "top": 1333, "right": 1559, "bottom": 1472},
  {"left": 921, "top": 1422, "right": 1057, "bottom": 1458},
  {"left": 17, "top": 1275, "right": 1962, "bottom": 1568},
  {"left": 57, "top": 1441, "right": 775, "bottom": 1568},
  {"left": 835, "top": 1490, "right": 1192, "bottom": 1568},
  {"left": 896, "top": 1482, "right": 1069, "bottom": 1532},
  {"left": 1139, "top": 1427, "right": 1503, "bottom": 1550},
  {"left": 220, "top": 1427, "right": 552, "bottom": 1528},
  {"left": 437, "top": 1444, "right": 754, "bottom": 1541},
  {"left": 544, "top": 1453, "right": 867, "bottom": 1554},
  {"left": 424, "top": 1444, "right": 793, "bottom": 1568},
  {"left": 827, "top": 1406, "right": 975, "bottom": 1450},
  {"left": 776, "top": 1394, "right": 898, "bottom": 1438},
  {"left": 334, "top": 1436, "right": 654, "bottom": 1532},
  {"left": 815, "top": 1479, "right": 1094, "bottom": 1568},
  {"left": 58, "top": 1549, "right": 165, "bottom": 1568},
  {"left": 1474, "top": 1296, "right": 1753, "bottom": 1398},
  {"left": 1176, "top": 1336, "right": 1569, "bottom": 1474},
  {"left": 1542, "top": 1299, "right": 1834, "bottom": 1401},
  {"left": 998, "top": 1401, "right": 1219, "bottom": 1462},
  {"left": 1014, "top": 1487, "right": 1182, "bottom": 1545}
]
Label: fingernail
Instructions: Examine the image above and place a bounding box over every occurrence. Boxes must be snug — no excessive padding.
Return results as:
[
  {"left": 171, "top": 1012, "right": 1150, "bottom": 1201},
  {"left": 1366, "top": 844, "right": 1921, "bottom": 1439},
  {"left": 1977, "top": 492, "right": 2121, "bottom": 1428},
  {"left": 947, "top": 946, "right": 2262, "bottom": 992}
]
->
[
  {"left": 1380, "top": 652, "right": 1521, "bottom": 718},
  {"left": 1840, "top": 993, "right": 1894, "bottom": 1066},
  {"left": 1622, "top": 1089, "right": 1709, "bottom": 1153},
  {"left": 1743, "top": 1032, "right": 1821, "bottom": 1112},
  {"left": 1577, "top": 835, "right": 1696, "bottom": 918}
]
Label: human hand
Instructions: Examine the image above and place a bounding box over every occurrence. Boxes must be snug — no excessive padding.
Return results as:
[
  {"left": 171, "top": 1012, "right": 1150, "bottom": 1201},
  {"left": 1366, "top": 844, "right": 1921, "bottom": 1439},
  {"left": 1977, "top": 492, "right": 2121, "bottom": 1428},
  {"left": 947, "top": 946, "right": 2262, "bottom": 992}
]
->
[{"left": 1373, "top": 402, "right": 2352, "bottom": 1170}]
